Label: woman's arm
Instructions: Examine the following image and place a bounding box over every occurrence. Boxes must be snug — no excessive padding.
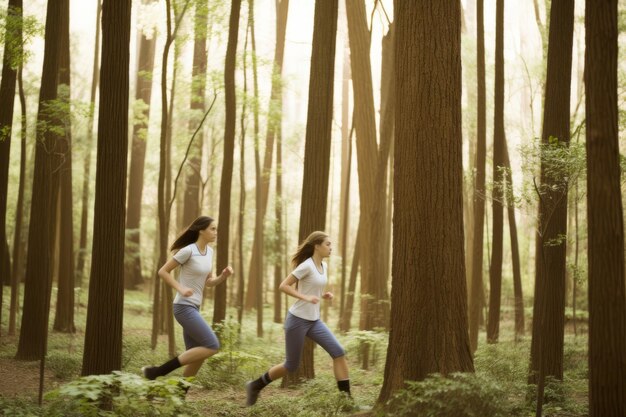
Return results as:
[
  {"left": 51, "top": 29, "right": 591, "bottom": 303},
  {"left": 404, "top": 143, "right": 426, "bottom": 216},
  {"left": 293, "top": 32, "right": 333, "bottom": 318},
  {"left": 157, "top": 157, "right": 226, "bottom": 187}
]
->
[
  {"left": 279, "top": 274, "right": 319, "bottom": 304},
  {"left": 205, "top": 266, "right": 234, "bottom": 287},
  {"left": 158, "top": 258, "right": 193, "bottom": 297}
]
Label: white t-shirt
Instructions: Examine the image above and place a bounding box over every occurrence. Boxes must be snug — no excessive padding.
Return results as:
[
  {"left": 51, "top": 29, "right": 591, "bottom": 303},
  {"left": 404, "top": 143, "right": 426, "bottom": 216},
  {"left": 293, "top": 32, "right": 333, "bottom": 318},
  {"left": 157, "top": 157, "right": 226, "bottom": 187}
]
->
[
  {"left": 172, "top": 243, "right": 213, "bottom": 307},
  {"left": 288, "top": 257, "right": 327, "bottom": 321}
]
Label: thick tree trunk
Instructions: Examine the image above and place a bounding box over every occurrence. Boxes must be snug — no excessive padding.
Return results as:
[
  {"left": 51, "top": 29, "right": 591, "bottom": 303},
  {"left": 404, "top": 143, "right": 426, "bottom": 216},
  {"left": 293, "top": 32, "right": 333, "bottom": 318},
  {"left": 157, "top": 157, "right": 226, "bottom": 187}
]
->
[
  {"left": 340, "top": 223, "right": 360, "bottom": 333},
  {"left": 283, "top": 0, "right": 338, "bottom": 386},
  {"left": 81, "top": 0, "right": 131, "bottom": 375},
  {"left": 53, "top": 0, "right": 75, "bottom": 333},
  {"left": 379, "top": 1, "right": 473, "bottom": 402},
  {"left": 529, "top": 0, "right": 574, "bottom": 394},
  {"left": 213, "top": 0, "right": 242, "bottom": 324},
  {"left": 15, "top": 0, "right": 62, "bottom": 361},
  {"left": 585, "top": 1, "right": 626, "bottom": 415},
  {"left": 76, "top": 0, "right": 102, "bottom": 287},
  {"left": 468, "top": 0, "right": 487, "bottom": 354},
  {"left": 486, "top": 0, "right": 505, "bottom": 344},
  {"left": 125, "top": 0, "right": 157, "bottom": 290},
  {"left": 0, "top": 0, "right": 22, "bottom": 301}
]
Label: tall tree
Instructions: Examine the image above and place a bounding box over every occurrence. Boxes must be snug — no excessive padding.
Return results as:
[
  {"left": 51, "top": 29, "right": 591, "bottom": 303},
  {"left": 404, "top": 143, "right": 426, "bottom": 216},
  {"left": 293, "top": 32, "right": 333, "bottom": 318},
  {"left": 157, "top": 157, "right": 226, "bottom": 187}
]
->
[
  {"left": 283, "top": 0, "right": 338, "bottom": 385},
  {"left": 345, "top": 0, "right": 389, "bottom": 333},
  {"left": 9, "top": 66, "right": 26, "bottom": 336},
  {"left": 15, "top": 0, "right": 63, "bottom": 361},
  {"left": 76, "top": 0, "right": 102, "bottom": 287},
  {"left": 125, "top": 0, "right": 158, "bottom": 290},
  {"left": 585, "top": 0, "right": 626, "bottom": 414},
  {"left": 182, "top": 0, "right": 209, "bottom": 227},
  {"left": 379, "top": 0, "right": 473, "bottom": 403},
  {"left": 81, "top": 0, "right": 131, "bottom": 376},
  {"left": 53, "top": 0, "right": 75, "bottom": 333},
  {"left": 528, "top": 0, "right": 575, "bottom": 390},
  {"left": 486, "top": 0, "right": 505, "bottom": 344},
  {"left": 213, "top": 0, "right": 242, "bottom": 324},
  {"left": 0, "top": 0, "right": 23, "bottom": 306},
  {"left": 468, "top": 0, "right": 487, "bottom": 353}
]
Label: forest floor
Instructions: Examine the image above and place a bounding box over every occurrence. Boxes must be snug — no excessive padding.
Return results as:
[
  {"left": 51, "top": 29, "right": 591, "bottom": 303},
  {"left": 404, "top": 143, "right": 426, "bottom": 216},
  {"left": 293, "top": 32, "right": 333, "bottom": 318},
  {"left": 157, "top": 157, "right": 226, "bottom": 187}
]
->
[{"left": 0, "top": 288, "right": 589, "bottom": 416}]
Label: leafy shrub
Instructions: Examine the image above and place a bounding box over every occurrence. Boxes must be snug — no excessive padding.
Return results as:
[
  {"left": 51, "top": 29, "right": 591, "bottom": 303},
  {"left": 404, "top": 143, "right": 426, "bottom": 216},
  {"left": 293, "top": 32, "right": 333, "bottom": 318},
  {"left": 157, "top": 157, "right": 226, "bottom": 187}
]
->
[
  {"left": 47, "top": 352, "right": 82, "bottom": 380},
  {"left": 44, "top": 371, "right": 196, "bottom": 417},
  {"left": 381, "top": 373, "right": 512, "bottom": 417}
]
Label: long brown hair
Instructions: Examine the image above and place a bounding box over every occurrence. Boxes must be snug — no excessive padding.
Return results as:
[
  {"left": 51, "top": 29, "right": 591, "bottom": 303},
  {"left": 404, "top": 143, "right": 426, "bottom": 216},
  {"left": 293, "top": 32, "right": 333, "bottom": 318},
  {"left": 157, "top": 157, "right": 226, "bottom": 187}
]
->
[
  {"left": 291, "top": 231, "right": 329, "bottom": 269},
  {"left": 170, "top": 216, "right": 214, "bottom": 251}
]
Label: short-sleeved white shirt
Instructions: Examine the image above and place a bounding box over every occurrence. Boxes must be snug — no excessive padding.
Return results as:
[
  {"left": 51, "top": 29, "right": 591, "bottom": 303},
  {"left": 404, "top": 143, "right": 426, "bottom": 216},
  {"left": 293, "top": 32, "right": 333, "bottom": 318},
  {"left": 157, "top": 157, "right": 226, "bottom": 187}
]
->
[
  {"left": 288, "top": 257, "right": 327, "bottom": 321},
  {"left": 172, "top": 243, "right": 213, "bottom": 307}
]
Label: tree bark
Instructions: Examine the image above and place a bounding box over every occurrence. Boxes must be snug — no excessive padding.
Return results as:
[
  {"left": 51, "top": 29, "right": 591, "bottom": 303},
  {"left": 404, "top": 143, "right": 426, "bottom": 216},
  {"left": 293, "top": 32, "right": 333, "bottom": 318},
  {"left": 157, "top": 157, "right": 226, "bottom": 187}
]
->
[
  {"left": 528, "top": 0, "right": 574, "bottom": 392},
  {"left": 0, "top": 0, "right": 22, "bottom": 302},
  {"left": 53, "top": 0, "right": 75, "bottom": 333},
  {"left": 15, "top": 0, "right": 63, "bottom": 361},
  {"left": 486, "top": 0, "right": 505, "bottom": 344},
  {"left": 125, "top": 0, "right": 157, "bottom": 290},
  {"left": 9, "top": 66, "right": 26, "bottom": 336},
  {"left": 81, "top": 0, "right": 131, "bottom": 375},
  {"left": 585, "top": 0, "right": 626, "bottom": 414},
  {"left": 468, "top": 0, "right": 487, "bottom": 354},
  {"left": 379, "top": 1, "right": 473, "bottom": 403},
  {"left": 213, "top": 0, "right": 242, "bottom": 324}
]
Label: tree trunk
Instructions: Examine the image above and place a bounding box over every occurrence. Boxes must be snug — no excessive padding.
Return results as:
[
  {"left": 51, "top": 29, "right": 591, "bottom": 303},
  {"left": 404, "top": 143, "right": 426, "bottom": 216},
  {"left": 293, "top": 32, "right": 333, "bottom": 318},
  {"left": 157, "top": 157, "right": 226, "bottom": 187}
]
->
[
  {"left": 213, "top": 0, "right": 242, "bottom": 324},
  {"left": 273, "top": 117, "right": 284, "bottom": 324},
  {"left": 378, "top": 1, "right": 473, "bottom": 403},
  {"left": 345, "top": 0, "right": 386, "bottom": 333},
  {"left": 53, "top": 0, "right": 75, "bottom": 333},
  {"left": 125, "top": 0, "right": 157, "bottom": 290},
  {"left": 528, "top": 0, "right": 574, "bottom": 394},
  {"left": 0, "top": 0, "right": 22, "bottom": 305},
  {"left": 468, "top": 0, "right": 486, "bottom": 354},
  {"left": 283, "top": 0, "right": 338, "bottom": 386},
  {"left": 182, "top": 0, "right": 209, "bottom": 227},
  {"left": 81, "top": 0, "right": 131, "bottom": 375},
  {"left": 340, "top": 223, "right": 360, "bottom": 333},
  {"left": 9, "top": 66, "right": 26, "bottom": 336},
  {"left": 503, "top": 144, "right": 524, "bottom": 337},
  {"left": 486, "top": 0, "right": 505, "bottom": 345},
  {"left": 76, "top": 0, "right": 102, "bottom": 288},
  {"left": 585, "top": 0, "right": 626, "bottom": 414},
  {"left": 15, "top": 0, "right": 63, "bottom": 361}
]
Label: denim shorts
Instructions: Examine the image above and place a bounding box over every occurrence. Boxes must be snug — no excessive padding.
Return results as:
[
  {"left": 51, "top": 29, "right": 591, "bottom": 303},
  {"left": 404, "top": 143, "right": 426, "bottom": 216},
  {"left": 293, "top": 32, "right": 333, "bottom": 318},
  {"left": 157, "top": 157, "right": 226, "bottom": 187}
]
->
[
  {"left": 173, "top": 303, "right": 220, "bottom": 350},
  {"left": 283, "top": 312, "right": 345, "bottom": 372}
]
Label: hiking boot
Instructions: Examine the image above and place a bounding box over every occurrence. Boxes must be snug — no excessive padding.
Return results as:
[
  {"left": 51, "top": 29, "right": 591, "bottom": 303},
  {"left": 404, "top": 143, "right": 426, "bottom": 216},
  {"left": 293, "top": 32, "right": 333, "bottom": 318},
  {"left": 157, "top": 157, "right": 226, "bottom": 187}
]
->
[{"left": 245, "top": 381, "right": 260, "bottom": 406}]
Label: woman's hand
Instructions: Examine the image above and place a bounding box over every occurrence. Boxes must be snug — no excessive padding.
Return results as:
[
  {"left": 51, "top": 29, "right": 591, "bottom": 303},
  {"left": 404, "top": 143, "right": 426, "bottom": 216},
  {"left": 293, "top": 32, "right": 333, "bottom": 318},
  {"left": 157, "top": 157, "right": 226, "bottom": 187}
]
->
[
  {"left": 307, "top": 295, "right": 320, "bottom": 304},
  {"left": 322, "top": 292, "right": 334, "bottom": 300},
  {"left": 179, "top": 287, "right": 193, "bottom": 297},
  {"left": 221, "top": 266, "right": 234, "bottom": 279}
]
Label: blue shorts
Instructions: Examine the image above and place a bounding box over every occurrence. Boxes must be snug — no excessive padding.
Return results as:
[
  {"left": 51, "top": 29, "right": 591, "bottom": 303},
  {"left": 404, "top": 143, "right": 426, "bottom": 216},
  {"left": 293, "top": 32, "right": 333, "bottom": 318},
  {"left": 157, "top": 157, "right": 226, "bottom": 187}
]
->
[
  {"left": 283, "top": 312, "right": 345, "bottom": 372},
  {"left": 173, "top": 303, "right": 220, "bottom": 350}
]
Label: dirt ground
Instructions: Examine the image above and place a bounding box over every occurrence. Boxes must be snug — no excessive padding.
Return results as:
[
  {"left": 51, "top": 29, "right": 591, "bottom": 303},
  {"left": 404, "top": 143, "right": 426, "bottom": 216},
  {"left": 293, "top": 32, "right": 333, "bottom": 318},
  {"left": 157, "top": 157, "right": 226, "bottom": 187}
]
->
[{"left": 0, "top": 356, "right": 61, "bottom": 400}]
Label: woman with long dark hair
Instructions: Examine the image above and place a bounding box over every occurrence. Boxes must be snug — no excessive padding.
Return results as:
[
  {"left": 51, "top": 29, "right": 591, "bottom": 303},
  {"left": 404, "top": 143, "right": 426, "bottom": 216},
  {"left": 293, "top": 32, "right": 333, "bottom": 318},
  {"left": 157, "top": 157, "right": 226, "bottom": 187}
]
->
[
  {"left": 245, "top": 231, "right": 350, "bottom": 406},
  {"left": 142, "top": 216, "right": 233, "bottom": 381}
]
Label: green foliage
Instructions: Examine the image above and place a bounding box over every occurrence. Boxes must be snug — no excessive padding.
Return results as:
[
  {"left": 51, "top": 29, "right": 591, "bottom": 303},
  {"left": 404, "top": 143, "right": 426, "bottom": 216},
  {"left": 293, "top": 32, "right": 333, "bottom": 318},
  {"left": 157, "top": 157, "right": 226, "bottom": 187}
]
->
[
  {"left": 246, "top": 378, "right": 354, "bottom": 417},
  {"left": 44, "top": 371, "right": 196, "bottom": 417},
  {"left": 195, "top": 318, "right": 264, "bottom": 389},
  {"left": 47, "top": 352, "right": 82, "bottom": 379},
  {"left": 0, "top": 396, "right": 44, "bottom": 416},
  {"left": 0, "top": 6, "right": 43, "bottom": 69},
  {"left": 380, "top": 373, "right": 512, "bottom": 417},
  {"left": 344, "top": 330, "right": 388, "bottom": 369}
]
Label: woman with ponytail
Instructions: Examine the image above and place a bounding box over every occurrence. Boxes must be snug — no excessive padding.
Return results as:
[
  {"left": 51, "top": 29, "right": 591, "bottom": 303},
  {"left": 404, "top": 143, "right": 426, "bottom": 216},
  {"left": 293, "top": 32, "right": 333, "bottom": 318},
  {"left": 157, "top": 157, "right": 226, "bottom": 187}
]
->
[
  {"left": 141, "top": 216, "right": 233, "bottom": 382},
  {"left": 245, "top": 231, "right": 350, "bottom": 406}
]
